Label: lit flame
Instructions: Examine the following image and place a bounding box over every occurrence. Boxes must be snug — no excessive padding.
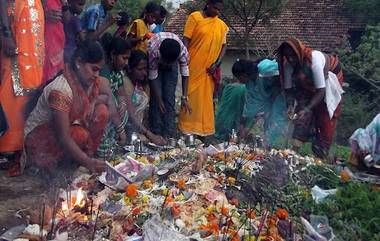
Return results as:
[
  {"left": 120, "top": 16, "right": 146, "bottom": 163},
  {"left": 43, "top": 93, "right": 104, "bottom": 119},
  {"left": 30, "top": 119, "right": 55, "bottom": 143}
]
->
[
  {"left": 73, "top": 187, "right": 86, "bottom": 208},
  {"left": 61, "top": 201, "right": 68, "bottom": 212}
]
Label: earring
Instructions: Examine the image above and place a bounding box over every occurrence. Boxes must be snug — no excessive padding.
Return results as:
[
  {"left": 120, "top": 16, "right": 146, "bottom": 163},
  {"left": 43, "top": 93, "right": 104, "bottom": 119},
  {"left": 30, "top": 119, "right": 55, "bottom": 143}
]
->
[{"left": 76, "top": 65, "right": 80, "bottom": 69}]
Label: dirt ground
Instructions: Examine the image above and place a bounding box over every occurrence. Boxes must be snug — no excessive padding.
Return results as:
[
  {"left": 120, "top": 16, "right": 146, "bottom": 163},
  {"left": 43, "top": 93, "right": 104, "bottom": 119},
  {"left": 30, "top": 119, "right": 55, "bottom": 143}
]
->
[
  {"left": 0, "top": 166, "right": 77, "bottom": 236},
  {"left": 0, "top": 171, "right": 46, "bottom": 233}
]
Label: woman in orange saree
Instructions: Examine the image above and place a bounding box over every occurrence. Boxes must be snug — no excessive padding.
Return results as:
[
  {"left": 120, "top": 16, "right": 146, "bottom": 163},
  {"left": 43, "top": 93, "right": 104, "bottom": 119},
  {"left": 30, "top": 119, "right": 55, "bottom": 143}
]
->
[
  {"left": 178, "top": 0, "right": 228, "bottom": 137},
  {"left": 0, "top": 0, "right": 45, "bottom": 160}
]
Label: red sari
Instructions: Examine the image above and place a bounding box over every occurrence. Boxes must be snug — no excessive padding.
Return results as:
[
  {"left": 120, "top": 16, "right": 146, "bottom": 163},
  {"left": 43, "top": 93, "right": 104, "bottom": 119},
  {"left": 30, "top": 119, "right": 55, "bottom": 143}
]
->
[
  {"left": 43, "top": 0, "right": 65, "bottom": 83},
  {"left": 23, "top": 66, "right": 109, "bottom": 173},
  {"left": 279, "top": 38, "right": 344, "bottom": 158}
]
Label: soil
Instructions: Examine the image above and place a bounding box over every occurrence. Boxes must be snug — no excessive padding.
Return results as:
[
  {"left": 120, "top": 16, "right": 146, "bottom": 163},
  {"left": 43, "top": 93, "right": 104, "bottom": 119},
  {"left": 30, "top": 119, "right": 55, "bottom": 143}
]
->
[
  {"left": 0, "top": 171, "right": 45, "bottom": 234},
  {"left": 0, "top": 166, "right": 76, "bottom": 236}
]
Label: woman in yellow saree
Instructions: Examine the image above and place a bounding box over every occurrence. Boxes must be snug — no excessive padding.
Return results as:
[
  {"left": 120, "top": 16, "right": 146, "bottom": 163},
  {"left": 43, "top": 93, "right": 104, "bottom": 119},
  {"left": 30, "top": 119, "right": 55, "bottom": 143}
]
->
[{"left": 178, "top": 0, "right": 228, "bottom": 137}]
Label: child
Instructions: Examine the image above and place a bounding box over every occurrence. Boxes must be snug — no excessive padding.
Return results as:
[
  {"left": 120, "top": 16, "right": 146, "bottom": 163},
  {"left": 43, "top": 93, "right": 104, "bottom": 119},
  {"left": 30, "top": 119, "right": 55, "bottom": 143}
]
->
[
  {"left": 64, "top": 0, "right": 86, "bottom": 63},
  {"left": 214, "top": 60, "right": 250, "bottom": 140},
  {"left": 127, "top": 1, "right": 160, "bottom": 52},
  {"left": 152, "top": 6, "right": 167, "bottom": 33},
  {"left": 81, "top": 0, "right": 120, "bottom": 40},
  {"left": 114, "top": 11, "right": 130, "bottom": 39}
]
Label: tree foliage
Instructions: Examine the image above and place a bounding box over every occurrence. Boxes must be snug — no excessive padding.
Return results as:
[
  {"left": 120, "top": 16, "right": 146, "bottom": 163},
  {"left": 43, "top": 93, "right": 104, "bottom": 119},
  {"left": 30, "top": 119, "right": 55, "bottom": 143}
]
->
[
  {"left": 115, "top": 0, "right": 174, "bottom": 20},
  {"left": 334, "top": 24, "right": 380, "bottom": 145},
  {"left": 340, "top": 24, "right": 380, "bottom": 106},
  {"left": 344, "top": 0, "right": 380, "bottom": 24},
  {"left": 184, "top": 0, "right": 286, "bottom": 58}
]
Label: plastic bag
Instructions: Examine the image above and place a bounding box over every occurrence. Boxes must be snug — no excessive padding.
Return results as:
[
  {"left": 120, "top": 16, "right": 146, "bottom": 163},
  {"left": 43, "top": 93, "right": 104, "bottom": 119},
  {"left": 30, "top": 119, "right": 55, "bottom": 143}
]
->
[
  {"left": 311, "top": 185, "right": 337, "bottom": 204},
  {"left": 143, "top": 215, "right": 189, "bottom": 241}
]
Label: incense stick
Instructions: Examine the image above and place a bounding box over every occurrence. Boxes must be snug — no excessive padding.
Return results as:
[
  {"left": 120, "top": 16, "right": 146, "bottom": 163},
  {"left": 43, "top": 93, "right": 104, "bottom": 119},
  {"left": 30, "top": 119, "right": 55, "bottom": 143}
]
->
[
  {"left": 91, "top": 206, "right": 101, "bottom": 241},
  {"left": 160, "top": 189, "right": 170, "bottom": 216},
  {"left": 254, "top": 209, "right": 268, "bottom": 240},
  {"left": 40, "top": 196, "right": 46, "bottom": 240},
  {"left": 47, "top": 188, "right": 59, "bottom": 239}
]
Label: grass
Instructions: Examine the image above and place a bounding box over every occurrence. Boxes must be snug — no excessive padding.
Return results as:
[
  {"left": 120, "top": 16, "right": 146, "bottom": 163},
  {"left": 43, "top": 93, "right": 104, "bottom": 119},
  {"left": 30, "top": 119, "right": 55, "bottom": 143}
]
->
[{"left": 298, "top": 143, "right": 351, "bottom": 162}]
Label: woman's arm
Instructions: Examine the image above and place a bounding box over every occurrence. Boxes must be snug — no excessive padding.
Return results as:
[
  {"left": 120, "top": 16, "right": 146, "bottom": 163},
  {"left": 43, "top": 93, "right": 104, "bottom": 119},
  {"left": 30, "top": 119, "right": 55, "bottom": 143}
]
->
[
  {"left": 117, "top": 81, "right": 128, "bottom": 116},
  {"left": 125, "top": 88, "right": 147, "bottom": 134},
  {"left": 98, "top": 77, "right": 127, "bottom": 144},
  {"left": 52, "top": 109, "right": 94, "bottom": 168},
  {"left": 183, "top": 37, "right": 190, "bottom": 49},
  {"left": 208, "top": 44, "right": 227, "bottom": 74}
]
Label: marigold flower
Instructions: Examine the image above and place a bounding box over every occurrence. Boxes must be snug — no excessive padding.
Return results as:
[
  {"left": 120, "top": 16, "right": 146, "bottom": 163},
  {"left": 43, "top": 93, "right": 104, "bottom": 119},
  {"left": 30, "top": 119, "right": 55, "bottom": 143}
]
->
[
  {"left": 221, "top": 206, "right": 229, "bottom": 216},
  {"left": 247, "top": 209, "right": 256, "bottom": 219},
  {"left": 276, "top": 208, "right": 288, "bottom": 220},
  {"left": 227, "top": 177, "right": 236, "bottom": 185},
  {"left": 177, "top": 179, "right": 186, "bottom": 189},
  {"left": 143, "top": 179, "right": 153, "bottom": 189},
  {"left": 171, "top": 203, "right": 181, "bottom": 218},
  {"left": 164, "top": 196, "right": 174, "bottom": 207},
  {"left": 125, "top": 183, "right": 138, "bottom": 198},
  {"left": 340, "top": 170, "right": 350, "bottom": 182},
  {"left": 229, "top": 198, "right": 239, "bottom": 206},
  {"left": 132, "top": 207, "right": 141, "bottom": 216},
  {"left": 207, "top": 213, "right": 218, "bottom": 224},
  {"left": 268, "top": 217, "right": 277, "bottom": 227}
]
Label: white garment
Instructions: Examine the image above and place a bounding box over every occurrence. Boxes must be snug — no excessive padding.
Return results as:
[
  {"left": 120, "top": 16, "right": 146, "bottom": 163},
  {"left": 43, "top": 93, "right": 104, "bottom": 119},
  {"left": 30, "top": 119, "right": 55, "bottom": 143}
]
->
[
  {"left": 283, "top": 50, "right": 343, "bottom": 119},
  {"left": 350, "top": 114, "right": 380, "bottom": 161},
  {"left": 284, "top": 50, "right": 326, "bottom": 89},
  {"left": 148, "top": 23, "right": 157, "bottom": 32},
  {"left": 325, "top": 71, "right": 344, "bottom": 119}
]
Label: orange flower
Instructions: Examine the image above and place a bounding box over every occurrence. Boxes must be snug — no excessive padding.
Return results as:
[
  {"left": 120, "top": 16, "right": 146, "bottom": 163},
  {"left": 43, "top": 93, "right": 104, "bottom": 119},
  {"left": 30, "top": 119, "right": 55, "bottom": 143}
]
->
[
  {"left": 177, "top": 179, "right": 186, "bottom": 190},
  {"left": 164, "top": 196, "right": 174, "bottom": 207},
  {"left": 276, "top": 208, "right": 288, "bottom": 220},
  {"left": 229, "top": 198, "right": 239, "bottom": 206},
  {"left": 171, "top": 203, "right": 181, "bottom": 218},
  {"left": 207, "top": 165, "right": 215, "bottom": 173},
  {"left": 268, "top": 217, "right": 277, "bottom": 227},
  {"left": 231, "top": 231, "right": 240, "bottom": 241},
  {"left": 125, "top": 183, "right": 138, "bottom": 198},
  {"left": 227, "top": 177, "right": 236, "bottom": 185},
  {"left": 221, "top": 206, "right": 229, "bottom": 216},
  {"left": 247, "top": 209, "right": 256, "bottom": 219},
  {"left": 340, "top": 170, "right": 350, "bottom": 182},
  {"left": 131, "top": 207, "right": 141, "bottom": 216},
  {"left": 143, "top": 179, "right": 153, "bottom": 189},
  {"left": 207, "top": 213, "right": 218, "bottom": 224},
  {"left": 199, "top": 223, "right": 219, "bottom": 238}
]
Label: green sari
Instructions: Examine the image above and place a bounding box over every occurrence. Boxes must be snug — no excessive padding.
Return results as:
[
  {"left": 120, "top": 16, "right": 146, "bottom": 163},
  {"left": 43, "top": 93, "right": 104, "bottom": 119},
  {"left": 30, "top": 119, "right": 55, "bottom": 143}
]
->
[
  {"left": 97, "top": 67, "right": 128, "bottom": 158},
  {"left": 215, "top": 83, "right": 247, "bottom": 140}
]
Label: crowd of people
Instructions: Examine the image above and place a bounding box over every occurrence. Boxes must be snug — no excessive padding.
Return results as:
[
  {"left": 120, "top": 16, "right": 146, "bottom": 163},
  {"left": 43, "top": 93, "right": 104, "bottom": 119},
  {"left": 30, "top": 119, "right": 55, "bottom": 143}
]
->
[{"left": 0, "top": 0, "right": 347, "bottom": 176}]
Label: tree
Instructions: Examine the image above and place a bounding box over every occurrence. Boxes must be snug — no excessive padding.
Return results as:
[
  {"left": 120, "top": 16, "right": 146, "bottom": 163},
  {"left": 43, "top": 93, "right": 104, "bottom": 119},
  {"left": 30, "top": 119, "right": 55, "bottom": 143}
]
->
[
  {"left": 344, "top": 0, "right": 380, "bottom": 24},
  {"left": 340, "top": 24, "right": 380, "bottom": 106},
  {"left": 185, "top": 0, "right": 286, "bottom": 59},
  {"left": 116, "top": 0, "right": 175, "bottom": 20},
  {"left": 223, "top": 0, "right": 285, "bottom": 58}
]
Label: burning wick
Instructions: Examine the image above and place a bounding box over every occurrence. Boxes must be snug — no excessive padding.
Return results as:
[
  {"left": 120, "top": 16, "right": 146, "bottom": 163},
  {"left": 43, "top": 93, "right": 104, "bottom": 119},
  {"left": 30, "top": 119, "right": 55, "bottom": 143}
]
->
[{"left": 73, "top": 187, "right": 86, "bottom": 208}]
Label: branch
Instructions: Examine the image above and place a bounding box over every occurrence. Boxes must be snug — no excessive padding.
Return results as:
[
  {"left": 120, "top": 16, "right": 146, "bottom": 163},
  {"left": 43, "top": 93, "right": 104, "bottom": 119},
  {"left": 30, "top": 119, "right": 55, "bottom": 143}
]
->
[{"left": 342, "top": 64, "right": 380, "bottom": 91}]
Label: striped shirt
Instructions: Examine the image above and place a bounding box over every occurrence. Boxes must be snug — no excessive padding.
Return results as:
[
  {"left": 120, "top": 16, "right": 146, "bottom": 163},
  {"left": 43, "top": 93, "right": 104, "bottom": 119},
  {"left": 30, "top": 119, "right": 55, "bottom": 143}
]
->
[{"left": 147, "top": 32, "right": 189, "bottom": 80}]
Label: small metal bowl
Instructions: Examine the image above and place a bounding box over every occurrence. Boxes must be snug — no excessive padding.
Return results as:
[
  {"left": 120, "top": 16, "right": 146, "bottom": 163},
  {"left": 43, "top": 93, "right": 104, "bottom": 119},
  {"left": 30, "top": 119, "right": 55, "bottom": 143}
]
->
[{"left": 184, "top": 134, "right": 195, "bottom": 146}]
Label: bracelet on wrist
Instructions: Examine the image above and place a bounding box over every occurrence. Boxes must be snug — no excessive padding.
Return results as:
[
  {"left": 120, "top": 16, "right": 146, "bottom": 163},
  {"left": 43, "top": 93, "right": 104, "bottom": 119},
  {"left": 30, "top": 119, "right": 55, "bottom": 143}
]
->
[{"left": 215, "top": 59, "right": 222, "bottom": 67}]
